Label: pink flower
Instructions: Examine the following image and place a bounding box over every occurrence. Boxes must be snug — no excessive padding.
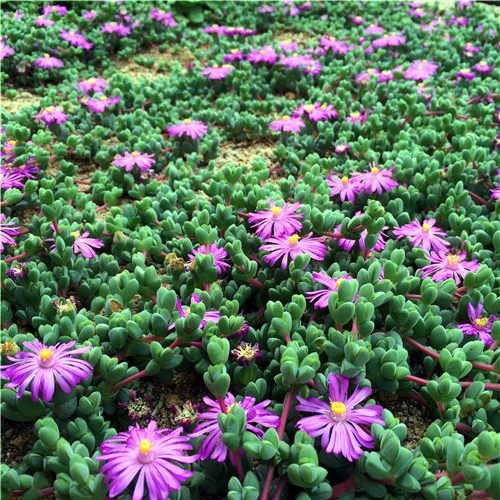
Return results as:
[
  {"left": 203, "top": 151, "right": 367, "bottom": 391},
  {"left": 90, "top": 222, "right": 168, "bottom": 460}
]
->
[
  {"left": 356, "top": 68, "right": 380, "bottom": 85},
  {"left": 49, "top": 230, "right": 104, "bottom": 259},
  {"left": 34, "top": 15, "right": 55, "bottom": 27},
  {"left": 0, "top": 41, "right": 15, "bottom": 60},
  {"left": 364, "top": 23, "right": 385, "bottom": 34},
  {"left": 319, "top": 36, "right": 349, "bottom": 54},
  {"left": 60, "top": 29, "right": 93, "bottom": 49},
  {"left": 279, "top": 53, "right": 314, "bottom": 69},
  {"left": 43, "top": 5, "right": 67, "bottom": 16},
  {"left": 101, "top": 22, "right": 130, "bottom": 37},
  {"left": 418, "top": 250, "right": 479, "bottom": 285},
  {"left": 473, "top": 61, "right": 493, "bottom": 74},
  {"left": 0, "top": 340, "right": 92, "bottom": 403},
  {"left": 294, "top": 102, "right": 337, "bottom": 122},
  {"left": 149, "top": 8, "right": 177, "bottom": 27},
  {"left": 249, "top": 200, "right": 304, "bottom": 239},
  {"left": 258, "top": 6, "right": 275, "bottom": 13},
  {"left": 269, "top": 115, "right": 305, "bottom": 133},
  {"left": 372, "top": 32, "right": 406, "bottom": 48},
  {"left": 393, "top": 219, "right": 449, "bottom": 253},
  {"left": 82, "top": 9, "right": 98, "bottom": 20},
  {"left": 0, "top": 168, "right": 25, "bottom": 189},
  {"left": 351, "top": 164, "right": 398, "bottom": 194},
  {"left": 456, "top": 303, "right": 494, "bottom": 344},
  {"left": 247, "top": 46, "right": 277, "bottom": 64},
  {"left": 97, "top": 422, "right": 197, "bottom": 500},
  {"left": 76, "top": 77, "right": 108, "bottom": 94},
  {"left": 203, "top": 24, "right": 226, "bottom": 35},
  {"left": 13, "top": 162, "right": 40, "bottom": 180},
  {"left": 32, "top": 106, "right": 68, "bottom": 126},
  {"left": 306, "top": 272, "right": 357, "bottom": 308},
  {"left": 223, "top": 49, "right": 244, "bottom": 62},
  {"left": 491, "top": 187, "right": 500, "bottom": 200},
  {"left": 34, "top": 54, "right": 63, "bottom": 69},
  {"left": 83, "top": 95, "right": 121, "bottom": 113},
  {"left": 223, "top": 27, "right": 255, "bottom": 36},
  {"left": 346, "top": 110, "right": 367, "bottom": 125},
  {"left": 0, "top": 213, "right": 20, "bottom": 253},
  {"left": 113, "top": 151, "right": 155, "bottom": 172},
  {"left": 327, "top": 174, "right": 361, "bottom": 202},
  {"left": 334, "top": 143, "right": 350, "bottom": 155},
  {"left": 404, "top": 60, "right": 438, "bottom": 80},
  {"left": 187, "top": 243, "right": 230, "bottom": 274},
  {"left": 336, "top": 227, "right": 388, "bottom": 254},
  {"left": 463, "top": 43, "right": 479, "bottom": 54},
  {"left": 168, "top": 294, "right": 221, "bottom": 331},
  {"left": 295, "top": 374, "right": 385, "bottom": 461},
  {"left": 450, "top": 15, "right": 468, "bottom": 26},
  {"left": 409, "top": 8, "right": 425, "bottom": 17},
  {"left": 201, "top": 64, "right": 232, "bottom": 80},
  {"left": 352, "top": 15, "right": 364, "bottom": 24},
  {"left": 260, "top": 232, "right": 328, "bottom": 269},
  {"left": 168, "top": 119, "right": 208, "bottom": 140},
  {"left": 279, "top": 41, "right": 299, "bottom": 52},
  {"left": 378, "top": 69, "right": 395, "bottom": 82},
  {"left": 455, "top": 68, "right": 475, "bottom": 80}
]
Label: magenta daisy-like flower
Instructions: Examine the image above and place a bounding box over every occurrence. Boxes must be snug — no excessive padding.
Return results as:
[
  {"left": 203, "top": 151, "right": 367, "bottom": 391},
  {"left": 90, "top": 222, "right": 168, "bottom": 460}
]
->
[
  {"left": 409, "top": 7, "right": 425, "bottom": 17},
  {"left": 294, "top": 102, "right": 337, "bottom": 122},
  {"left": 187, "top": 243, "right": 230, "bottom": 274},
  {"left": 249, "top": 200, "right": 304, "bottom": 238},
  {"left": 6, "top": 261, "right": 30, "bottom": 279},
  {"left": 335, "top": 143, "right": 350, "bottom": 155},
  {"left": 231, "top": 341, "right": 261, "bottom": 365},
  {"left": 352, "top": 15, "right": 364, "bottom": 24},
  {"left": 352, "top": 164, "right": 398, "bottom": 194},
  {"left": 83, "top": 95, "right": 121, "bottom": 113},
  {"left": 306, "top": 272, "right": 356, "bottom": 309},
  {"left": 60, "top": 29, "right": 92, "bottom": 49},
  {"left": 97, "top": 421, "right": 197, "bottom": 500},
  {"left": 0, "top": 168, "right": 25, "bottom": 189},
  {"left": 463, "top": 43, "right": 479, "bottom": 54},
  {"left": 76, "top": 77, "right": 108, "bottom": 94},
  {"left": 113, "top": 151, "right": 155, "bottom": 172},
  {"left": 279, "top": 53, "right": 314, "bottom": 69},
  {"left": 346, "top": 110, "right": 366, "bottom": 125},
  {"left": 201, "top": 64, "right": 233, "bottom": 80},
  {"left": 70, "top": 230, "right": 104, "bottom": 258},
  {"left": 247, "top": 46, "right": 277, "bottom": 64},
  {"left": 101, "top": 22, "right": 131, "bottom": 37},
  {"left": 34, "top": 53, "right": 63, "bottom": 69},
  {"left": 372, "top": 32, "right": 406, "bottom": 48},
  {"left": 269, "top": 115, "right": 305, "bottom": 133},
  {"left": 319, "top": 36, "right": 349, "bottom": 54},
  {"left": 0, "top": 340, "right": 92, "bottom": 402},
  {"left": 491, "top": 187, "right": 500, "bottom": 200},
  {"left": 450, "top": 14, "right": 468, "bottom": 26},
  {"left": 34, "top": 15, "right": 55, "bottom": 27},
  {"left": 455, "top": 68, "right": 475, "bottom": 80},
  {"left": 456, "top": 303, "right": 495, "bottom": 344},
  {"left": 418, "top": 250, "right": 479, "bottom": 285},
  {"left": 168, "top": 294, "right": 221, "bottom": 331},
  {"left": 327, "top": 174, "right": 361, "bottom": 202},
  {"left": 259, "top": 6, "right": 275, "bottom": 13},
  {"left": 43, "top": 4, "right": 67, "bottom": 16},
  {"left": 32, "top": 106, "right": 68, "bottom": 126},
  {"left": 168, "top": 119, "right": 208, "bottom": 140},
  {"left": 295, "top": 373, "right": 385, "bottom": 462},
  {"left": 279, "top": 41, "right": 299, "bottom": 52},
  {"left": 14, "top": 162, "right": 40, "bottom": 180},
  {"left": 473, "top": 61, "right": 493, "bottom": 74},
  {"left": 223, "top": 49, "right": 244, "bottom": 62},
  {"left": 336, "top": 228, "right": 388, "bottom": 254},
  {"left": 364, "top": 23, "right": 385, "bottom": 34},
  {"left": 260, "top": 232, "right": 327, "bottom": 269},
  {"left": 0, "top": 41, "right": 15, "bottom": 60},
  {"left": 82, "top": 9, "right": 97, "bottom": 20},
  {"left": 203, "top": 24, "right": 226, "bottom": 35},
  {"left": 356, "top": 68, "right": 380, "bottom": 85},
  {"left": 404, "top": 60, "right": 438, "bottom": 80},
  {"left": 378, "top": 69, "right": 395, "bottom": 82},
  {"left": 188, "top": 393, "right": 279, "bottom": 462},
  {"left": 393, "top": 218, "right": 449, "bottom": 253},
  {"left": 0, "top": 214, "right": 20, "bottom": 253}
]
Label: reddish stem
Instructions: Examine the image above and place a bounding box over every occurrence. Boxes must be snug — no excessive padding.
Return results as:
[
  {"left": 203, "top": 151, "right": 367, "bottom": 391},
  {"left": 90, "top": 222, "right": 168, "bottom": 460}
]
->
[
  {"left": 74, "top": 179, "right": 91, "bottom": 185},
  {"left": 405, "top": 294, "right": 421, "bottom": 300},
  {"left": 232, "top": 451, "right": 244, "bottom": 482},
  {"left": 237, "top": 211, "right": 250, "bottom": 218},
  {"left": 52, "top": 220, "right": 61, "bottom": 236},
  {"left": 17, "top": 229, "right": 30, "bottom": 235},
  {"left": 271, "top": 475, "right": 287, "bottom": 500},
  {"left": 95, "top": 204, "right": 108, "bottom": 212},
  {"left": 186, "top": 341, "right": 202, "bottom": 348},
  {"left": 110, "top": 369, "right": 147, "bottom": 393},
  {"left": 3, "top": 252, "right": 30, "bottom": 263},
  {"left": 277, "top": 389, "right": 295, "bottom": 439},
  {"left": 283, "top": 334, "right": 291, "bottom": 345},
  {"left": 329, "top": 476, "right": 357, "bottom": 498},
  {"left": 168, "top": 337, "right": 182, "bottom": 350},
  {"left": 467, "top": 190, "right": 489, "bottom": 206},
  {"left": 217, "top": 395, "right": 228, "bottom": 414},
  {"left": 261, "top": 465, "right": 276, "bottom": 500},
  {"left": 291, "top": 174, "right": 304, "bottom": 189},
  {"left": 248, "top": 278, "right": 264, "bottom": 289}
]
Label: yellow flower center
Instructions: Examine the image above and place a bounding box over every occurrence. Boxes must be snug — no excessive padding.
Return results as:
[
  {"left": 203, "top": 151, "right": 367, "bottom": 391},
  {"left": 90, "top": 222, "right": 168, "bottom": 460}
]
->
[
  {"left": 91, "top": 10, "right": 95, "bottom": 13},
  {"left": 88, "top": 77, "right": 96, "bottom": 83},
  {"left": 260, "top": 50, "right": 265, "bottom": 54},
  {"left": 422, "top": 224, "right": 430, "bottom": 231},
  {"left": 70, "top": 231, "right": 80, "bottom": 238},
  {"left": 418, "top": 83, "right": 424, "bottom": 87},
  {"left": 9, "top": 140, "right": 15, "bottom": 145},
  {"left": 213, "top": 63, "right": 218, "bottom": 68},
  {"left": 227, "top": 402, "right": 239, "bottom": 412},
  {"left": 320, "top": 105, "right": 327, "bottom": 109},
  {"left": 341, "top": 176, "right": 349, "bottom": 184},
  {"left": 70, "top": 31, "right": 75, "bottom": 36},
  {"left": 417, "top": 66, "right": 423, "bottom": 70},
  {"left": 282, "top": 115, "right": 289, "bottom": 120},
  {"left": 212, "top": 24, "right": 218, "bottom": 28},
  {"left": 231, "top": 49, "right": 239, "bottom": 53},
  {"left": 139, "top": 439, "right": 152, "bottom": 453},
  {"left": 100, "top": 96, "right": 107, "bottom": 101},
  {"left": 271, "top": 206, "right": 282, "bottom": 215},
  {"left": 131, "top": 151, "right": 138, "bottom": 157},
  {"left": 330, "top": 401, "right": 346, "bottom": 414},
  {"left": 423, "top": 59, "right": 428, "bottom": 63},
  {"left": 351, "top": 112, "right": 360, "bottom": 118},
  {"left": 384, "top": 34, "right": 389, "bottom": 38},
  {"left": 336, "top": 278, "right": 344, "bottom": 288},
  {"left": 371, "top": 167, "right": 379, "bottom": 174},
  {"left": 355, "top": 16, "right": 362, "bottom": 20},
  {"left": 110, "top": 22, "right": 117, "bottom": 26},
  {"left": 4, "top": 148, "right": 11, "bottom": 154},
  {"left": 446, "top": 254, "right": 460, "bottom": 265},
  {"left": 329, "top": 36, "right": 335, "bottom": 41},
  {"left": 304, "top": 104, "right": 314, "bottom": 112},
  {"left": 475, "top": 318, "right": 489, "bottom": 326},
  {"left": 184, "top": 118, "right": 191, "bottom": 123},
  {"left": 288, "top": 234, "right": 300, "bottom": 244},
  {"left": 368, "top": 69, "right": 376, "bottom": 74},
  {"left": 185, "top": 308, "right": 191, "bottom": 315},
  {"left": 39, "top": 349, "right": 52, "bottom": 360},
  {"left": 391, "top": 32, "right": 396, "bottom": 35},
  {"left": 45, "top": 106, "right": 54, "bottom": 113},
  {"left": 223, "top": 64, "right": 232, "bottom": 68},
  {"left": 293, "top": 53, "right": 298, "bottom": 56},
  {"left": 480, "top": 61, "right": 486, "bottom": 66},
  {"left": 44, "top": 53, "right": 50, "bottom": 57}
]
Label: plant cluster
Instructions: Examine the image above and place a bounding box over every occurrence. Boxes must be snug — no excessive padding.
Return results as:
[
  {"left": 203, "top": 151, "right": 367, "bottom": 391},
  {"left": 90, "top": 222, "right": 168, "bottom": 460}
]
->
[{"left": 1, "top": 1, "right": 500, "bottom": 499}]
